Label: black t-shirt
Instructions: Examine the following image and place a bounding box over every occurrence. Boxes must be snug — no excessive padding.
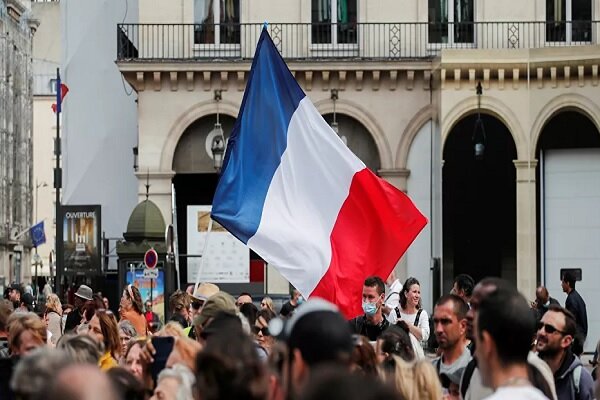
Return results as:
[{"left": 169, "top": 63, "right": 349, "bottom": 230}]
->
[
  {"left": 348, "top": 315, "right": 389, "bottom": 341},
  {"left": 280, "top": 301, "right": 297, "bottom": 317}
]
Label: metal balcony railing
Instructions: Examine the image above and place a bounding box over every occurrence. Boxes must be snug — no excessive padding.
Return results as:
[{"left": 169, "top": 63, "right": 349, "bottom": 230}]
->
[{"left": 117, "top": 21, "right": 600, "bottom": 62}]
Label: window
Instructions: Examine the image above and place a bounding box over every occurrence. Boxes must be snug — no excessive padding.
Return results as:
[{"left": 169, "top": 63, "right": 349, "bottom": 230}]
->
[
  {"left": 194, "top": 0, "right": 240, "bottom": 45},
  {"left": 429, "top": 0, "right": 474, "bottom": 44},
  {"left": 546, "top": 0, "right": 591, "bottom": 42},
  {"left": 311, "top": 0, "right": 357, "bottom": 44}
]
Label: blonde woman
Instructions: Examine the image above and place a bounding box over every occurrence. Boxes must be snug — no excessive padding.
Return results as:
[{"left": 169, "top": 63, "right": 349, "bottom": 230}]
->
[
  {"left": 45, "top": 293, "right": 63, "bottom": 345},
  {"left": 260, "top": 296, "right": 275, "bottom": 313},
  {"left": 380, "top": 355, "right": 443, "bottom": 400}
]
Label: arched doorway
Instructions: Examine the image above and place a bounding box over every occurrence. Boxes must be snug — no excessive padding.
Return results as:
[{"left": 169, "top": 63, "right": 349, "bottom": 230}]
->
[
  {"left": 442, "top": 114, "right": 517, "bottom": 290},
  {"left": 536, "top": 110, "right": 600, "bottom": 352},
  {"left": 172, "top": 114, "right": 236, "bottom": 289},
  {"left": 322, "top": 113, "right": 381, "bottom": 172}
]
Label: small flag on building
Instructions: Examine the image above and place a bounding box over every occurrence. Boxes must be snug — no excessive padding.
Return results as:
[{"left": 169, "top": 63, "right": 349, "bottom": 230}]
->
[
  {"left": 30, "top": 221, "right": 46, "bottom": 248},
  {"left": 51, "top": 81, "right": 69, "bottom": 113}
]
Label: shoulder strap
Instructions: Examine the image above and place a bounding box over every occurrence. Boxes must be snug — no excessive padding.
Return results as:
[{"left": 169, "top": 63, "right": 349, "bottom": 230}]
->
[
  {"left": 460, "top": 359, "right": 477, "bottom": 399},
  {"left": 394, "top": 307, "right": 401, "bottom": 319},
  {"left": 572, "top": 364, "right": 582, "bottom": 396},
  {"left": 414, "top": 309, "right": 423, "bottom": 327}
]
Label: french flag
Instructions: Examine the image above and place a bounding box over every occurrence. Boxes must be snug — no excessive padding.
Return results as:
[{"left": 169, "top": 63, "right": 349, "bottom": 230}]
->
[{"left": 212, "top": 29, "right": 427, "bottom": 318}]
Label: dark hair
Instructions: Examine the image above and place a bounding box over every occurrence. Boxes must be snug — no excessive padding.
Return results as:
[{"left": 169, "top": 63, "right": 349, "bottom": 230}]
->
[
  {"left": 477, "top": 289, "right": 535, "bottom": 367},
  {"left": 238, "top": 292, "right": 253, "bottom": 301},
  {"left": 288, "top": 311, "right": 353, "bottom": 367},
  {"left": 107, "top": 367, "right": 146, "bottom": 400},
  {"left": 562, "top": 271, "right": 576, "bottom": 289},
  {"left": 300, "top": 366, "right": 401, "bottom": 400},
  {"left": 195, "top": 331, "right": 268, "bottom": 400},
  {"left": 435, "top": 294, "right": 469, "bottom": 320},
  {"left": 453, "top": 274, "right": 475, "bottom": 297},
  {"left": 239, "top": 302, "right": 258, "bottom": 326},
  {"left": 350, "top": 335, "right": 379, "bottom": 377},
  {"left": 399, "top": 277, "right": 421, "bottom": 309},
  {"left": 379, "top": 323, "right": 415, "bottom": 362},
  {"left": 546, "top": 304, "right": 577, "bottom": 337},
  {"left": 124, "top": 285, "right": 144, "bottom": 314},
  {"left": 363, "top": 276, "right": 385, "bottom": 296}
]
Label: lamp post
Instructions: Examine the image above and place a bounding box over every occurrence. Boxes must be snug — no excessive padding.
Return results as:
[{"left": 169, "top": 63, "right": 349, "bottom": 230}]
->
[
  {"left": 210, "top": 90, "right": 225, "bottom": 172},
  {"left": 34, "top": 180, "right": 47, "bottom": 296},
  {"left": 330, "top": 89, "right": 347, "bottom": 145},
  {"left": 473, "top": 81, "right": 486, "bottom": 160}
]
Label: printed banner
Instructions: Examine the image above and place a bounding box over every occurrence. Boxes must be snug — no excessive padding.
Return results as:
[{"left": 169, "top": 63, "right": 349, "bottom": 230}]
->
[
  {"left": 186, "top": 205, "right": 249, "bottom": 283},
  {"left": 61, "top": 205, "right": 101, "bottom": 275},
  {"left": 126, "top": 263, "right": 165, "bottom": 324}
]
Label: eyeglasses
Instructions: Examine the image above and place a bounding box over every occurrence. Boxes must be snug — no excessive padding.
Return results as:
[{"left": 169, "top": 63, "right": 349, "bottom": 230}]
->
[
  {"left": 537, "top": 322, "right": 566, "bottom": 335},
  {"left": 252, "top": 326, "right": 270, "bottom": 336},
  {"left": 260, "top": 303, "right": 267, "bottom": 307}
]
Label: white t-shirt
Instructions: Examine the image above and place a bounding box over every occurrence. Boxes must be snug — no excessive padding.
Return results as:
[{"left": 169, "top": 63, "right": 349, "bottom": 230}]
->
[
  {"left": 385, "top": 279, "right": 403, "bottom": 309},
  {"left": 483, "top": 386, "right": 549, "bottom": 400},
  {"left": 385, "top": 308, "right": 430, "bottom": 342}
]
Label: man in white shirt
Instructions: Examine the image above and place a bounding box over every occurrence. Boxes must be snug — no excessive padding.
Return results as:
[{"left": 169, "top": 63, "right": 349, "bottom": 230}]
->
[
  {"left": 383, "top": 271, "right": 402, "bottom": 324},
  {"left": 475, "top": 287, "right": 548, "bottom": 400}
]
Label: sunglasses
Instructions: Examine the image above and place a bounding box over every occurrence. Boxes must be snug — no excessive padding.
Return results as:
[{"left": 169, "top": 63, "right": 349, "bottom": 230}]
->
[
  {"left": 252, "top": 326, "right": 271, "bottom": 336},
  {"left": 537, "top": 322, "right": 566, "bottom": 335},
  {"left": 191, "top": 300, "right": 204, "bottom": 310}
]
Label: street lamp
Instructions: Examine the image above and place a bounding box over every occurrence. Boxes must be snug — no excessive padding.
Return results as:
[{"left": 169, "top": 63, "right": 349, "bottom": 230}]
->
[
  {"left": 472, "top": 81, "right": 486, "bottom": 161},
  {"left": 330, "top": 89, "right": 347, "bottom": 145},
  {"left": 210, "top": 90, "right": 225, "bottom": 172},
  {"left": 34, "top": 180, "right": 48, "bottom": 297}
]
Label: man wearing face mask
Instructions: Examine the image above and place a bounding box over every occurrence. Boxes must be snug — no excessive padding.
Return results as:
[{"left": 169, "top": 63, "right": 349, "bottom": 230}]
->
[{"left": 348, "top": 276, "right": 389, "bottom": 341}]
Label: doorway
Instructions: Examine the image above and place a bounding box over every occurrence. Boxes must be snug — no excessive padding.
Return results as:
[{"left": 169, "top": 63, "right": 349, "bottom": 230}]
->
[{"left": 442, "top": 114, "right": 517, "bottom": 290}]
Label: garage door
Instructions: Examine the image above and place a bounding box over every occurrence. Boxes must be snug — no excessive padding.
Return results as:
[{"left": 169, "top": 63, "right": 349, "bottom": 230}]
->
[{"left": 542, "top": 148, "right": 600, "bottom": 353}]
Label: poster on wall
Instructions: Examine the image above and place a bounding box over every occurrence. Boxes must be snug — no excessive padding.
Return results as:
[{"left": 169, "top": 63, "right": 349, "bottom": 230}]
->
[
  {"left": 126, "top": 262, "right": 165, "bottom": 324},
  {"left": 187, "top": 205, "right": 249, "bottom": 283},
  {"left": 61, "top": 205, "right": 101, "bottom": 275}
]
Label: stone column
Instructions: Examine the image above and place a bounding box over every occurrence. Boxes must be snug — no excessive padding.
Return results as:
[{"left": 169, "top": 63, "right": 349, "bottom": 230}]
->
[
  {"left": 378, "top": 168, "right": 411, "bottom": 192},
  {"left": 514, "top": 160, "right": 538, "bottom": 298},
  {"left": 377, "top": 168, "right": 411, "bottom": 280}
]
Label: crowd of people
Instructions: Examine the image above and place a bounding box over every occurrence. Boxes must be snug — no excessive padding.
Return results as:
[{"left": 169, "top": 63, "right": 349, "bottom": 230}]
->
[{"left": 0, "top": 272, "right": 597, "bottom": 400}]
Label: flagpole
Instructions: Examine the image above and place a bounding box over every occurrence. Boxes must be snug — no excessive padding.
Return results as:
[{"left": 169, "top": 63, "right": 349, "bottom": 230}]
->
[{"left": 54, "top": 67, "right": 62, "bottom": 297}]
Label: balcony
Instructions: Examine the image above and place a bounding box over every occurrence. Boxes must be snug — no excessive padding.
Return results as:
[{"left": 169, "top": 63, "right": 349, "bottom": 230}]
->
[{"left": 117, "top": 21, "right": 600, "bottom": 62}]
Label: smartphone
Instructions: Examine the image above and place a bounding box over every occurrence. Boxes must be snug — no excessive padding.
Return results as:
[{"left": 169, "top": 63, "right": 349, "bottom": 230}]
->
[{"left": 151, "top": 336, "right": 175, "bottom": 383}]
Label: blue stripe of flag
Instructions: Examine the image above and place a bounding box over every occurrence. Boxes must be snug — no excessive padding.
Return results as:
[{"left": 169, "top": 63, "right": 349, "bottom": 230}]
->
[{"left": 212, "top": 28, "right": 305, "bottom": 244}]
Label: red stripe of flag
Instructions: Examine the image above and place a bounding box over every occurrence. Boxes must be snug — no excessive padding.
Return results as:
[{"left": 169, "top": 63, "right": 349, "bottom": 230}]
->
[{"left": 310, "top": 168, "right": 428, "bottom": 319}]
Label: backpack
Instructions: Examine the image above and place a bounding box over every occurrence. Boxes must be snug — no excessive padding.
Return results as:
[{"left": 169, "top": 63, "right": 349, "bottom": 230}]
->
[{"left": 572, "top": 364, "right": 582, "bottom": 398}]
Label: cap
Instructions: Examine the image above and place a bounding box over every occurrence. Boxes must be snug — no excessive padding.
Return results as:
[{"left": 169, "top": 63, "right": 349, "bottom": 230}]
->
[
  {"left": 269, "top": 298, "right": 353, "bottom": 366},
  {"left": 192, "top": 282, "right": 220, "bottom": 302},
  {"left": 194, "top": 291, "right": 237, "bottom": 327},
  {"left": 74, "top": 285, "right": 93, "bottom": 301},
  {"left": 201, "top": 311, "right": 243, "bottom": 339}
]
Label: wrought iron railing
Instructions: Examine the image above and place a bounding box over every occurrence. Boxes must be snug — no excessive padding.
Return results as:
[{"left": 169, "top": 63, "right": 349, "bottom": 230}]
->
[{"left": 117, "top": 21, "right": 600, "bottom": 61}]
